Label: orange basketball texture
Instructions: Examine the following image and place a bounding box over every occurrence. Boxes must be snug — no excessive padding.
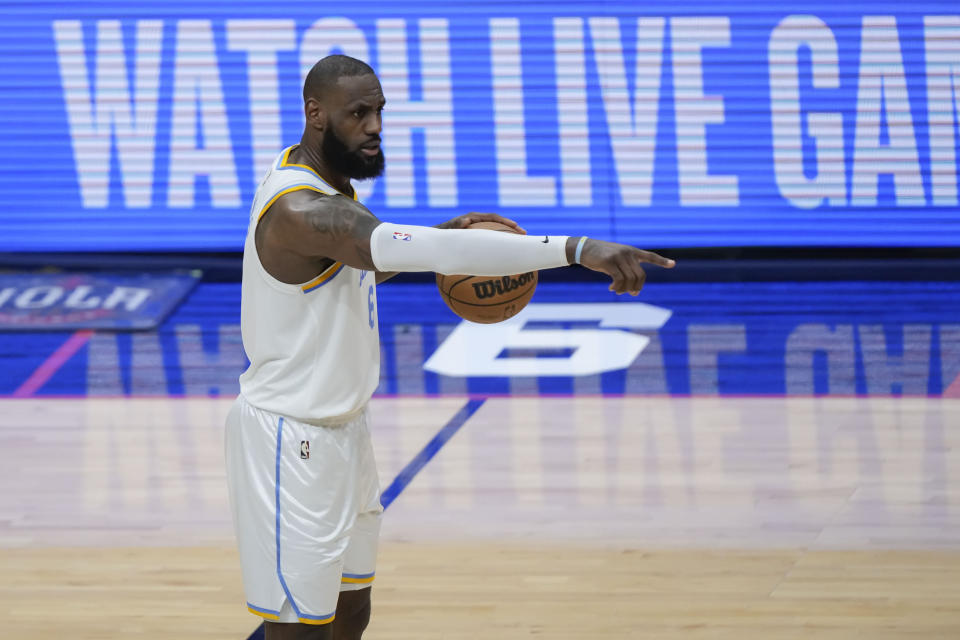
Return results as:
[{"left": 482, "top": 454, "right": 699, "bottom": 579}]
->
[{"left": 435, "top": 221, "right": 539, "bottom": 324}]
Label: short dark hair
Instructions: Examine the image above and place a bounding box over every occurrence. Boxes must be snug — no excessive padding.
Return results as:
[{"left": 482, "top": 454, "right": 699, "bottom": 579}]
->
[{"left": 302, "top": 54, "right": 376, "bottom": 101}]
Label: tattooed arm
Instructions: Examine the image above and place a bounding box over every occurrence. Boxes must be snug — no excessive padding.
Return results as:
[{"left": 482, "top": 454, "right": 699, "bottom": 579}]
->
[
  {"left": 256, "top": 189, "right": 674, "bottom": 295},
  {"left": 263, "top": 189, "right": 379, "bottom": 267},
  {"left": 254, "top": 190, "right": 381, "bottom": 285}
]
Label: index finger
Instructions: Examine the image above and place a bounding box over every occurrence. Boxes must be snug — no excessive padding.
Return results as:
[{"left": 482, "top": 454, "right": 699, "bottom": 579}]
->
[{"left": 635, "top": 249, "right": 676, "bottom": 269}]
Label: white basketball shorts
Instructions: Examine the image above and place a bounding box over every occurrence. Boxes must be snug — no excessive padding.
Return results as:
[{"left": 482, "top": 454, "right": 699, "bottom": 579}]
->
[{"left": 225, "top": 395, "right": 383, "bottom": 625}]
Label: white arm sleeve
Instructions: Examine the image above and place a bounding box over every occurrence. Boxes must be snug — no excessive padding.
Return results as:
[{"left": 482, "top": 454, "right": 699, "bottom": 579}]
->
[{"left": 370, "top": 223, "right": 570, "bottom": 276}]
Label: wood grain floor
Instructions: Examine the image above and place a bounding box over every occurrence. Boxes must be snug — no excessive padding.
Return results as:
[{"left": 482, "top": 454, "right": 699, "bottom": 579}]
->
[
  {"left": 3, "top": 544, "right": 958, "bottom": 639},
  {"left": 1, "top": 396, "right": 958, "bottom": 638}
]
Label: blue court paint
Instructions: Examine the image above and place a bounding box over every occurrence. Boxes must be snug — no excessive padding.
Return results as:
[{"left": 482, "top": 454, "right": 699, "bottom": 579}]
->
[{"left": 380, "top": 398, "right": 486, "bottom": 510}]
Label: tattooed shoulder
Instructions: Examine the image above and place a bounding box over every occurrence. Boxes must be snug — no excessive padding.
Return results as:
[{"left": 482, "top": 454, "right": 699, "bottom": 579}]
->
[{"left": 303, "top": 206, "right": 353, "bottom": 237}]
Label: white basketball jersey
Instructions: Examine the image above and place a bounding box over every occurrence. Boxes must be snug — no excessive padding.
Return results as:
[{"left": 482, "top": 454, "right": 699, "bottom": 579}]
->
[{"left": 238, "top": 145, "right": 380, "bottom": 423}]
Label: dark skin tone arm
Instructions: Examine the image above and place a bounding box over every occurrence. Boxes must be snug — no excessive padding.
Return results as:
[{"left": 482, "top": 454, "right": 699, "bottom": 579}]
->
[
  {"left": 256, "top": 191, "right": 674, "bottom": 296},
  {"left": 256, "top": 191, "right": 527, "bottom": 285},
  {"left": 255, "top": 189, "right": 377, "bottom": 285}
]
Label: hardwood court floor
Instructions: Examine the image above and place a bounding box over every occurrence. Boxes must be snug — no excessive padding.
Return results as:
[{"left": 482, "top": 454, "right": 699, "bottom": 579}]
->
[
  {"left": 1, "top": 397, "right": 959, "bottom": 638},
  {"left": 3, "top": 544, "right": 958, "bottom": 639}
]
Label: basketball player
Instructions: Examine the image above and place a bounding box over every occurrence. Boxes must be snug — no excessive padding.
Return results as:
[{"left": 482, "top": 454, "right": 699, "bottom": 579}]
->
[{"left": 225, "top": 54, "right": 675, "bottom": 640}]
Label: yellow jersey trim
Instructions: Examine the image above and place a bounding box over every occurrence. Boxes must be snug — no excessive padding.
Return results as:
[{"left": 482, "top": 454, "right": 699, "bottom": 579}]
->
[
  {"left": 301, "top": 262, "right": 345, "bottom": 293},
  {"left": 279, "top": 145, "right": 359, "bottom": 201},
  {"left": 280, "top": 146, "right": 323, "bottom": 180},
  {"left": 256, "top": 185, "right": 325, "bottom": 222},
  {"left": 341, "top": 575, "right": 376, "bottom": 585},
  {"left": 247, "top": 606, "right": 280, "bottom": 621}
]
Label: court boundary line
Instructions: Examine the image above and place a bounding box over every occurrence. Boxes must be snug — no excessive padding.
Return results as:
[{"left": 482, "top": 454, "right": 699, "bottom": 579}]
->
[{"left": 380, "top": 398, "right": 486, "bottom": 510}]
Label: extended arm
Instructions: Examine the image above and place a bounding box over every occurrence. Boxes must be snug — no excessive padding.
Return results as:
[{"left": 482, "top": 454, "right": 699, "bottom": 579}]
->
[
  {"left": 370, "top": 222, "right": 676, "bottom": 294},
  {"left": 266, "top": 191, "right": 565, "bottom": 275},
  {"left": 263, "top": 191, "right": 674, "bottom": 295}
]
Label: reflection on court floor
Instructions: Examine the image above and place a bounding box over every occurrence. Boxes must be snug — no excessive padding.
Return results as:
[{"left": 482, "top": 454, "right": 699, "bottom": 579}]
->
[
  {"left": 380, "top": 396, "right": 960, "bottom": 549},
  {"left": 1, "top": 395, "right": 958, "bottom": 639},
  {"left": 1, "top": 396, "right": 956, "bottom": 550}
]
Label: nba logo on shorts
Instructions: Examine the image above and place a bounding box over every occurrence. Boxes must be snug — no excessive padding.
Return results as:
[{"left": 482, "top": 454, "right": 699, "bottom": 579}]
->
[
  {"left": 300, "top": 441, "right": 310, "bottom": 460},
  {"left": 392, "top": 231, "right": 412, "bottom": 241}
]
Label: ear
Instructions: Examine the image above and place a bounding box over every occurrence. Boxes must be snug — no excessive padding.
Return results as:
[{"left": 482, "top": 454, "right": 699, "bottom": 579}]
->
[{"left": 304, "top": 97, "right": 327, "bottom": 132}]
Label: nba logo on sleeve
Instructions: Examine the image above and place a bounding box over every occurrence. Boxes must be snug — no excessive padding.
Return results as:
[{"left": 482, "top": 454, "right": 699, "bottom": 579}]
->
[
  {"left": 392, "top": 231, "right": 412, "bottom": 241},
  {"left": 300, "top": 441, "right": 310, "bottom": 459}
]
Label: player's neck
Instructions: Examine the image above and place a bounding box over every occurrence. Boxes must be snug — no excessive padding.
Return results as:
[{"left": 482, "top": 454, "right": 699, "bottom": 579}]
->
[{"left": 292, "top": 138, "right": 353, "bottom": 197}]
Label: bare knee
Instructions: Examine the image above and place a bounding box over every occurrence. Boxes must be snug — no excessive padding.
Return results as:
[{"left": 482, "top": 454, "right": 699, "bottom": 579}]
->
[{"left": 332, "top": 588, "right": 372, "bottom": 640}]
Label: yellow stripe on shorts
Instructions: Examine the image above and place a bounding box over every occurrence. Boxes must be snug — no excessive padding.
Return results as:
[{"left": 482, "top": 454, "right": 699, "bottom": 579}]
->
[
  {"left": 341, "top": 572, "right": 376, "bottom": 584},
  {"left": 298, "top": 612, "right": 336, "bottom": 625}
]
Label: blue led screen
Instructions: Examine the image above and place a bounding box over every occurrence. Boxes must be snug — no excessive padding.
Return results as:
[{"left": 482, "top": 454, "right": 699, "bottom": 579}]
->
[{"left": 1, "top": 1, "right": 958, "bottom": 251}]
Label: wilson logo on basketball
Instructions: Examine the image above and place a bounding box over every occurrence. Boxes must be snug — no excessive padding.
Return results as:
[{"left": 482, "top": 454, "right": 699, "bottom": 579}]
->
[
  {"left": 470, "top": 273, "right": 536, "bottom": 300},
  {"left": 435, "top": 221, "right": 538, "bottom": 324}
]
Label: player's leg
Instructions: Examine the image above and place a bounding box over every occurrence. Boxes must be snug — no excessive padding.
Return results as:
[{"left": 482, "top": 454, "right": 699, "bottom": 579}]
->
[
  {"left": 333, "top": 410, "right": 382, "bottom": 639},
  {"left": 332, "top": 587, "right": 372, "bottom": 639},
  {"left": 227, "top": 400, "right": 357, "bottom": 632},
  {"left": 264, "top": 621, "right": 332, "bottom": 640},
  {"left": 263, "top": 588, "right": 371, "bottom": 640},
  {"left": 226, "top": 398, "right": 301, "bottom": 626}
]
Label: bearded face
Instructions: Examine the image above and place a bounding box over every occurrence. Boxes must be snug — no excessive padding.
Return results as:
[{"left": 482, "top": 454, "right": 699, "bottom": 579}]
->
[{"left": 321, "top": 124, "right": 384, "bottom": 181}]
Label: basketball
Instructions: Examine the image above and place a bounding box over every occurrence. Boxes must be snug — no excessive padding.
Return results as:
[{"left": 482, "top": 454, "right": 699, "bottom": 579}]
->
[{"left": 435, "top": 221, "right": 538, "bottom": 324}]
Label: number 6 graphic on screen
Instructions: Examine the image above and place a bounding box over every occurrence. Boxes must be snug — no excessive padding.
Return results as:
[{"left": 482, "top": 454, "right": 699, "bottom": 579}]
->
[{"left": 423, "top": 303, "right": 672, "bottom": 377}]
